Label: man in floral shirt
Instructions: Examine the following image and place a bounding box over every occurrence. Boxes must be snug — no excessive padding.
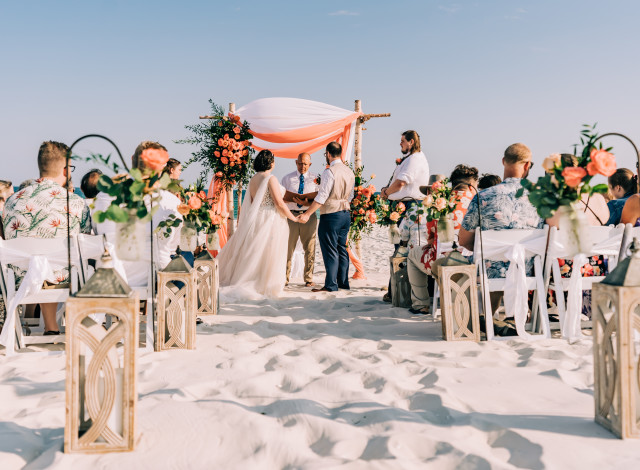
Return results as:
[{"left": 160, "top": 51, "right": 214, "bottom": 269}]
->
[
  {"left": 459, "top": 143, "right": 543, "bottom": 280},
  {"left": 3, "top": 141, "right": 91, "bottom": 333}
]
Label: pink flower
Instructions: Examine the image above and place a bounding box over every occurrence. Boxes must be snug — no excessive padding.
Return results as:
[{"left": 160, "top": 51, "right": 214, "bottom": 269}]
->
[
  {"left": 188, "top": 196, "right": 202, "bottom": 210},
  {"left": 434, "top": 197, "right": 447, "bottom": 211},
  {"left": 542, "top": 153, "right": 561, "bottom": 173},
  {"left": 431, "top": 181, "right": 443, "bottom": 191},
  {"left": 587, "top": 149, "right": 616, "bottom": 177},
  {"left": 562, "top": 167, "right": 587, "bottom": 188},
  {"left": 390, "top": 212, "right": 400, "bottom": 222}
]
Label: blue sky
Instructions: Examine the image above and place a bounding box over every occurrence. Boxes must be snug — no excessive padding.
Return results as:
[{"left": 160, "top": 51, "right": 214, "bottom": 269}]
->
[{"left": 2, "top": 0, "right": 639, "bottom": 188}]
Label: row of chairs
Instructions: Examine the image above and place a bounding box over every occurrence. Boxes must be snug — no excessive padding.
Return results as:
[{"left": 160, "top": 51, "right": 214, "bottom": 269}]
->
[
  {"left": 0, "top": 234, "right": 158, "bottom": 351},
  {"left": 432, "top": 224, "right": 637, "bottom": 341}
]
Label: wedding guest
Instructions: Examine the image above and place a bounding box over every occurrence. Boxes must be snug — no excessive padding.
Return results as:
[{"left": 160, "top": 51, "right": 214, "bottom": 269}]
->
[
  {"left": 163, "top": 158, "right": 182, "bottom": 180},
  {"left": 0, "top": 180, "right": 12, "bottom": 239},
  {"left": 399, "top": 174, "right": 446, "bottom": 251},
  {"left": 406, "top": 165, "right": 477, "bottom": 314},
  {"left": 380, "top": 130, "right": 430, "bottom": 215},
  {"left": 298, "top": 142, "right": 355, "bottom": 292},
  {"left": 458, "top": 143, "right": 542, "bottom": 322},
  {"left": 619, "top": 191, "right": 640, "bottom": 226},
  {"left": 606, "top": 168, "right": 636, "bottom": 225},
  {"left": 478, "top": 173, "right": 501, "bottom": 190},
  {"left": 80, "top": 168, "right": 102, "bottom": 201},
  {"left": 281, "top": 153, "right": 319, "bottom": 286},
  {"left": 2, "top": 141, "right": 91, "bottom": 335}
]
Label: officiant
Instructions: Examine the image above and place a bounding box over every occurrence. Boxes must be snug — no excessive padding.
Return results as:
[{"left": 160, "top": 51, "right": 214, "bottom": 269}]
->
[{"left": 282, "top": 152, "right": 319, "bottom": 287}]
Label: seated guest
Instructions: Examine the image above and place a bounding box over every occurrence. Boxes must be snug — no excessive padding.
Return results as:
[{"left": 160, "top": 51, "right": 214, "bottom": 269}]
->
[
  {"left": 620, "top": 191, "right": 640, "bottom": 227},
  {"left": 606, "top": 168, "right": 636, "bottom": 225},
  {"left": 478, "top": 173, "right": 501, "bottom": 190},
  {"left": 0, "top": 180, "right": 13, "bottom": 239},
  {"left": 93, "top": 141, "right": 182, "bottom": 278},
  {"left": 18, "top": 179, "right": 36, "bottom": 190},
  {"left": 2, "top": 141, "right": 91, "bottom": 335},
  {"left": 546, "top": 154, "right": 609, "bottom": 227},
  {"left": 163, "top": 158, "right": 182, "bottom": 180},
  {"left": 80, "top": 169, "right": 102, "bottom": 201},
  {"left": 398, "top": 174, "right": 446, "bottom": 250},
  {"left": 406, "top": 166, "right": 477, "bottom": 314}
]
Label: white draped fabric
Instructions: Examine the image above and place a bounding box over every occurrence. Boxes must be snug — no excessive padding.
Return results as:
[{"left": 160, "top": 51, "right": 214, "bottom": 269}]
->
[
  {"left": 236, "top": 98, "right": 359, "bottom": 161},
  {"left": 478, "top": 229, "right": 550, "bottom": 340}
]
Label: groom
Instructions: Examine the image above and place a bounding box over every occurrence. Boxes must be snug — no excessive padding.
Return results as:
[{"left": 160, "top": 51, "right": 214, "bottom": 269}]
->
[{"left": 298, "top": 142, "right": 355, "bottom": 292}]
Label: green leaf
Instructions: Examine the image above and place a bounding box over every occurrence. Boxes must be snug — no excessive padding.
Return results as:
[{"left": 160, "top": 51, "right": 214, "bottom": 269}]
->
[
  {"left": 93, "top": 210, "right": 107, "bottom": 223},
  {"left": 97, "top": 175, "right": 113, "bottom": 192},
  {"left": 105, "top": 204, "right": 129, "bottom": 223},
  {"left": 130, "top": 168, "right": 143, "bottom": 182},
  {"left": 591, "top": 183, "right": 609, "bottom": 194},
  {"left": 515, "top": 187, "right": 525, "bottom": 198}
]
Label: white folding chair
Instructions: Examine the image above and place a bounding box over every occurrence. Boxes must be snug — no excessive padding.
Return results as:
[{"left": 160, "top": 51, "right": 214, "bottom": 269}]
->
[
  {"left": 547, "top": 224, "right": 624, "bottom": 341},
  {"left": 0, "top": 237, "right": 81, "bottom": 351},
  {"left": 474, "top": 227, "right": 551, "bottom": 341},
  {"left": 618, "top": 224, "right": 640, "bottom": 262},
  {"left": 77, "top": 232, "right": 159, "bottom": 350}
]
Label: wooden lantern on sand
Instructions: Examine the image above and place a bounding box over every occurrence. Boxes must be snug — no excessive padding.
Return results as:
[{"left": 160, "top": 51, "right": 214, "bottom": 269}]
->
[
  {"left": 65, "top": 251, "right": 139, "bottom": 453},
  {"left": 156, "top": 255, "right": 197, "bottom": 351},
  {"left": 436, "top": 249, "right": 480, "bottom": 342},
  {"left": 592, "top": 238, "right": 640, "bottom": 439},
  {"left": 195, "top": 249, "right": 219, "bottom": 316}
]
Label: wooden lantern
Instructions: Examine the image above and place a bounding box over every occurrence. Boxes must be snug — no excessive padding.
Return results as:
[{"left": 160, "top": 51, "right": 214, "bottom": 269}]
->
[
  {"left": 437, "top": 250, "right": 480, "bottom": 342},
  {"left": 156, "top": 255, "right": 197, "bottom": 351},
  {"left": 194, "top": 249, "right": 219, "bottom": 316},
  {"left": 65, "top": 251, "right": 139, "bottom": 453},
  {"left": 592, "top": 238, "right": 640, "bottom": 439},
  {"left": 389, "top": 254, "right": 412, "bottom": 308}
]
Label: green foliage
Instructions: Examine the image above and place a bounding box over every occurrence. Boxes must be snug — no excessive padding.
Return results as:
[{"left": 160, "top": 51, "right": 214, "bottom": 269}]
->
[
  {"left": 176, "top": 99, "right": 255, "bottom": 195},
  {"left": 70, "top": 152, "right": 122, "bottom": 174}
]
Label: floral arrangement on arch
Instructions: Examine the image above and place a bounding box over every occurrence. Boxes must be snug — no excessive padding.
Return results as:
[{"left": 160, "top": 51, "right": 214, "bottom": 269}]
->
[
  {"left": 420, "top": 178, "right": 458, "bottom": 222},
  {"left": 93, "top": 148, "right": 181, "bottom": 224},
  {"left": 177, "top": 100, "right": 255, "bottom": 199},
  {"left": 348, "top": 166, "right": 379, "bottom": 243},
  {"left": 156, "top": 180, "right": 223, "bottom": 237},
  {"left": 516, "top": 124, "right": 615, "bottom": 219}
]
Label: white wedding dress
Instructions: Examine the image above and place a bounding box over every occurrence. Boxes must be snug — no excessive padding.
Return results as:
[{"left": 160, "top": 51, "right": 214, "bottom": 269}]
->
[{"left": 217, "top": 174, "right": 289, "bottom": 298}]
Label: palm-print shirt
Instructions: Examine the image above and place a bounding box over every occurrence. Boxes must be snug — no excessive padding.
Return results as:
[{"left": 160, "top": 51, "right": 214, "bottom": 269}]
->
[
  {"left": 399, "top": 205, "right": 429, "bottom": 249},
  {"left": 3, "top": 178, "right": 91, "bottom": 283},
  {"left": 461, "top": 177, "right": 543, "bottom": 278}
]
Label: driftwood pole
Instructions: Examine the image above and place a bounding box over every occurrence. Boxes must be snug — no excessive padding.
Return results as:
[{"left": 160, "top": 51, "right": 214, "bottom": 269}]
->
[{"left": 227, "top": 102, "right": 236, "bottom": 236}]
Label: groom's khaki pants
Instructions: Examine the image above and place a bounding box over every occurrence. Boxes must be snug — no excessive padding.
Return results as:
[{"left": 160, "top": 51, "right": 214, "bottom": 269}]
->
[{"left": 286, "top": 212, "right": 317, "bottom": 283}]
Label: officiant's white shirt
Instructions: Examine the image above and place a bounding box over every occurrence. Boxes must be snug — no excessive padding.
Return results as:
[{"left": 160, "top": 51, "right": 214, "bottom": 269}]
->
[
  {"left": 388, "top": 151, "right": 430, "bottom": 201},
  {"left": 314, "top": 160, "right": 355, "bottom": 205},
  {"left": 281, "top": 170, "right": 318, "bottom": 210}
]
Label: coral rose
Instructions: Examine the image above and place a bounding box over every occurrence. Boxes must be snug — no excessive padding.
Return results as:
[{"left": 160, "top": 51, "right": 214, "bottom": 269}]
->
[
  {"left": 542, "top": 153, "right": 561, "bottom": 173},
  {"left": 218, "top": 122, "right": 223, "bottom": 127},
  {"left": 199, "top": 191, "right": 207, "bottom": 199},
  {"left": 216, "top": 171, "right": 223, "bottom": 177},
  {"left": 221, "top": 157, "right": 229, "bottom": 165},
  {"left": 423, "top": 195, "right": 434, "bottom": 207},
  {"left": 140, "top": 148, "right": 169, "bottom": 172},
  {"left": 396, "top": 202, "right": 405, "bottom": 212},
  {"left": 234, "top": 134, "right": 241, "bottom": 140},
  {"left": 222, "top": 149, "right": 228, "bottom": 156},
  {"left": 587, "top": 149, "right": 616, "bottom": 177},
  {"left": 211, "top": 214, "right": 222, "bottom": 225},
  {"left": 177, "top": 203, "right": 190, "bottom": 216},
  {"left": 214, "top": 150, "right": 220, "bottom": 157},
  {"left": 389, "top": 212, "right": 400, "bottom": 222},
  {"left": 188, "top": 196, "right": 202, "bottom": 210},
  {"left": 218, "top": 138, "right": 224, "bottom": 146},
  {"left": 359, "top": 208, "right": 365, "bottom": 214},
  {"left": 561, "top": 167, "right": 587, "bottom": 187},
  {"left": 368, "top": 212, "right": 377, "bottom": 224},
  {"left": 396, "top": 158, "right": 402, "bottom": 164},
  {"left": 435, "top": 197, "right": 447, "bottom": 211},
  {"left": 432, "top": 181, "right": 443, "bottom": 191},
  {"left": 233, "top": 126, "right": 241, "bottom": 134}
]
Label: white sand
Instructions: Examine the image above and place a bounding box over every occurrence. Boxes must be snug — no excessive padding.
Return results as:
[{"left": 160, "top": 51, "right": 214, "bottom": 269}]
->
[{"left": 2, "top": 226, "right": 640, "bottom": 469}]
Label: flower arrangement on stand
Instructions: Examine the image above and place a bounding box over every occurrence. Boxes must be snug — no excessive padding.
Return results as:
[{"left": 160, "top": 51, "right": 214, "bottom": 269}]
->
[
  {"left": 376, "top": 200, "right": 406, "bottom": 244},
  {"left": 157, "top": 180, "right": 223, "bottom": 251},
  {"left": 93, "top": 148, "right": 180, "bottom": 261},
  {"left": 348, "top": 167, "right": 378, "bottom": 243},
  {"left": 517, "top": 124, "right": 616, "bottom": 255},
  {"left": 177, "top": 100, "right": 255, "bottom": 201},
  {"left": 419, "top": 178, "right": 458, "bottom": 243}
]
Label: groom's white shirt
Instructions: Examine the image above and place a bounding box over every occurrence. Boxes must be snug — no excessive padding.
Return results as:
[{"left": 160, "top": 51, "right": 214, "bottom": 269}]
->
[
  {"left": 314, "top": 160, "right": 354, "bottom": 205},
  {"left": 281, "top": 170, "right": 318, "bottom": 210}
]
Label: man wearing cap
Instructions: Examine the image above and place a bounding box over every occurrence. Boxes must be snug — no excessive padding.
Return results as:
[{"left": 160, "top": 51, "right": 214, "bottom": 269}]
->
[{"left": 281, "top": 153, "right": 319, "bottom": 286}]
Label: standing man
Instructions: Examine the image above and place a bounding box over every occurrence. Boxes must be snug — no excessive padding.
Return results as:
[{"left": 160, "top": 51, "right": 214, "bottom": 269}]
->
[
  {"left": 281, "top": 153, "right": 318, "bottom": 286},
  {"left": 381, "top": 130, "right": 430, "bottom": 214},
  {"left": 298, "top": 142, "right": 355, "bottom": 292}
]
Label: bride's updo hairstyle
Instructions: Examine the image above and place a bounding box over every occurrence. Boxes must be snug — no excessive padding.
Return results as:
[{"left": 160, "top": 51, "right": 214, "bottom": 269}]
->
[{"left": 254, "top": 150, "right": 275, "bottom": 172}]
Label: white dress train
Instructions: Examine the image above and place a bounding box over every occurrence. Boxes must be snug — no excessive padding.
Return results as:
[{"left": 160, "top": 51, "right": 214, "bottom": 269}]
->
[{"left": 217, "top": 174, "right": 289, "bottom": 298}]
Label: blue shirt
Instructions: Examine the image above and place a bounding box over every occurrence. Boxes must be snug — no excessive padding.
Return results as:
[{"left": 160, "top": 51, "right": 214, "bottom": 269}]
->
[
  {"left": 461, "top": 177, "right": 543, "bottom": 278},
  {"left": 606, "top": 193, "right": 633, "bottom": 226}
]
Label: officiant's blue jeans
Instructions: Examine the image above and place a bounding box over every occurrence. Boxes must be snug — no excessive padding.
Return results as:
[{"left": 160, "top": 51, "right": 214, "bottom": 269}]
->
[{"left": 318, "top": 210, "right": 351, "bottom": 291}]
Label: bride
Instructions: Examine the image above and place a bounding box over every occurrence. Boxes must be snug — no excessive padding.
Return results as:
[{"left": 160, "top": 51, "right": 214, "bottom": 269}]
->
[{"left": 217, "top": 149, "right": 298, "bottom": 298}]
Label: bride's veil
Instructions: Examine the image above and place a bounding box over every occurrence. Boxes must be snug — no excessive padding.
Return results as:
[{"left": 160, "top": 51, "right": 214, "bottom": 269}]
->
[{"left": 231, "top": 175, "right": 270, "bottom": 247}]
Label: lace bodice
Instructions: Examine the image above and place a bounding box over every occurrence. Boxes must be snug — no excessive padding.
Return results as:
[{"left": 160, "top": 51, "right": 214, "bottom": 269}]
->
[{"left": 258, "top": 183, "right": 285, "bottom": 211}]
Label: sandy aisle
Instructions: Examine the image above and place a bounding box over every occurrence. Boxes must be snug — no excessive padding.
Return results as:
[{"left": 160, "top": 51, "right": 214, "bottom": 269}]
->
[{"left": 2, "top": 227, "right": 640, "bottom": 469}]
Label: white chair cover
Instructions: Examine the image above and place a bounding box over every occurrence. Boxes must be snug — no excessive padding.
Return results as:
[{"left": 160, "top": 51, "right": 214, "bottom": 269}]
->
[
  {"left": 0, "top": 240, "right": 72, "bottom": 355},
  {"left": 476, "top": 228, "right": 549, "bottom": 339},
  {"left": 547, "top": 226, "right": 624, "bottom": 343}
]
